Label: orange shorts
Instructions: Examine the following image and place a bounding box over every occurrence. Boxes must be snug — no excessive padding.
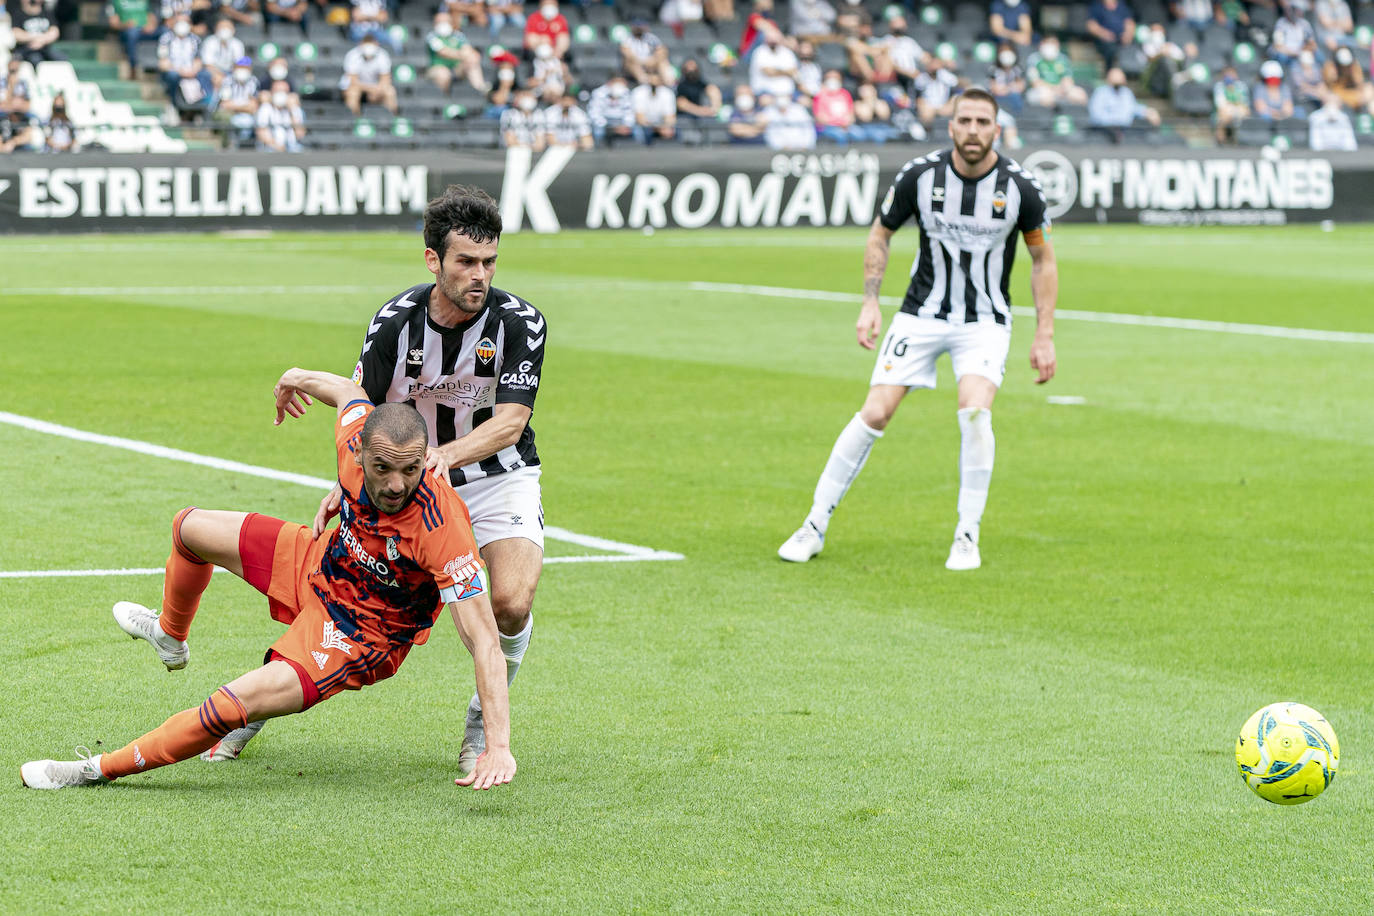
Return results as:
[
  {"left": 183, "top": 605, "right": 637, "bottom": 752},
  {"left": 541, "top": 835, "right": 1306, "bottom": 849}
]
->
[{"left": 239, "top": 513, "right": 412, "bottom": 710}]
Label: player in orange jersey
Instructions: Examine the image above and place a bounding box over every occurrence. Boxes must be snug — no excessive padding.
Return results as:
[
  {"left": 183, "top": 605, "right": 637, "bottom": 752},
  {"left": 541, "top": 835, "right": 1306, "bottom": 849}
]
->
[{"left": 21, "top": 368, "right": 516, "bottom": 791}]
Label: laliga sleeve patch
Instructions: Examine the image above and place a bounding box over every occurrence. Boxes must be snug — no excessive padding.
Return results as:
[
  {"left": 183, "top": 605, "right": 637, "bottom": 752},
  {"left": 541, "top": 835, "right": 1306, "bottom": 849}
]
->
[
  {"left": 341, "top": 404, "right": 367, "bottom": 426},
  {"left": 351, "top": 360, "right": 364, "bottom": 384}
]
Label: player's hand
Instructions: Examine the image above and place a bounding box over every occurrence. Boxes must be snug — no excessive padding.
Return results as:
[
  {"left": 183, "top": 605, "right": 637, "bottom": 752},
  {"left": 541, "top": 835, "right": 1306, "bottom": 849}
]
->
[
  {"left": 425, "top": 445, "right": 452, "bottom": 482},
  {"left": 311, "top": 482, "right": 343, "bottom": 539},
  {"left": 1030, "top": 335, "right": 1056, "bottom": 384},
  {"left": 856, "top": 300, "right": 883, "bottom": 350},
  {"left": 455, "top": 747, "right": 516, "bottom": 790},
  {"left": 272, "top": 381, "right": 314, "bottom": 425}
]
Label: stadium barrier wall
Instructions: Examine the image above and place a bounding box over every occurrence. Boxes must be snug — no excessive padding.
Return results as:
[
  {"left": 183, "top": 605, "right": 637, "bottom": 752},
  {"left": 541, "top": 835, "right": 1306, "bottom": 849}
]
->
[{"left": 3, "top": 146, "right": 1374, "bottom": 233}]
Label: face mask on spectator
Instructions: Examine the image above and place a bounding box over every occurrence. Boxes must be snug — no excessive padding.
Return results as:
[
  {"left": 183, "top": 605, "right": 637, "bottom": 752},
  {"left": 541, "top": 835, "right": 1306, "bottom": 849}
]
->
[
  {"left": 498, "top": 67, "right": 515, "bottom": 81},
  {"left": 540, "top": 4, "right": 557, "bottom": 19},
  {"left": 998, "top": 50, "right": 1016, "bottom": 67},
  {"left": 173, "top": 20, "right": 191, "bottom": 37},
  {"left": 233, "top": 67, "right": 250, "bottom": 81},
  {"left": 1298, "top": 51, "right": 1314, "bottom": 67},
  {"left": 518, "top": 95, "right": 536, "bottom": 111},
  {"left": 270, "top": 64, "right": 289, "bottom": 79},
  {"left": 1041, "top": 42, "right": 1059, "bottom": 59},
  {"left": 434, "top": 21, "right": 453, "bottom": 37},
  {"left": 735, "top": 94, "right": 754, "bottom": 111},
  {"left": 1334, "top": 47, "right": 1353, "bottom": 66},
  {"left": 361, "top": 43, "right": 378, "bottom": 58},
  {"left": 272, "top": 90, "right": 288, "bottom": 107},
  {"left": 217, "top": 26, "right": 233, "bottom": 39},
  {"left": 824, "top": 77, "right": 841, "bottom": 90},
  {"left": 609, "top": 81, "right": 627, "bottom": 97}
]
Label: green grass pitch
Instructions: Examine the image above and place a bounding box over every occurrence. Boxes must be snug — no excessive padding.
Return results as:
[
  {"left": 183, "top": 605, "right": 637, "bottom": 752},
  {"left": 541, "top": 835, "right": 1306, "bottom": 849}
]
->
[{"left": 1, "top": 224, "right": 1372, "bottom": 913}]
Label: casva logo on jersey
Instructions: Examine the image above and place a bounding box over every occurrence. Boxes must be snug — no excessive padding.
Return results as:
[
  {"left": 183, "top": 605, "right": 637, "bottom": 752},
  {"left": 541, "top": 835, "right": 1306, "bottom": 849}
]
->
[{"left": 475, "top": 338, "right": 496, "bottom": 363}]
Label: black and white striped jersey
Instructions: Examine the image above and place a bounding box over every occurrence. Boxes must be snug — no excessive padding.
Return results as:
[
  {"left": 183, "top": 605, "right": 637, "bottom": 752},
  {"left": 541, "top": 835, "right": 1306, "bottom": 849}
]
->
[
  {"left": 353, "top": 283, "right": 545, "bottom": 486},
  {"left": 879, "top": 149, "right": 1050, "bottom": 326}
]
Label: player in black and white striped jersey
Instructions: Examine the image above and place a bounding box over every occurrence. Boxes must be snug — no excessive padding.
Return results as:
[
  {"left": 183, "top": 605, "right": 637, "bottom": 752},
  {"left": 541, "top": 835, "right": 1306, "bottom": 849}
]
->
[{"left": 779, "top": 87, "right": 1058, "bottom": 572}]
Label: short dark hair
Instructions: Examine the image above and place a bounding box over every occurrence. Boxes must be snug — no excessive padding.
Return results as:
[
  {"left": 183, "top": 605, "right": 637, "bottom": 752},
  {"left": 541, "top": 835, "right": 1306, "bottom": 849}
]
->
[
  {"left": 423, "top": 184, "right": 502, "bottom": 259},
  {"left": 361, "top": 402, "right": 428, "bottom": 452},
  {"left": 953, "top": 86, "right": 999, "bottom": 118}
]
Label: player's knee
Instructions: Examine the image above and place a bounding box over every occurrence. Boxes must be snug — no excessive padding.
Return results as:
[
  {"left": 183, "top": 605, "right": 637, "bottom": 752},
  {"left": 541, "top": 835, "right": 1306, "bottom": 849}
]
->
[{"left": 490, "top": 589, "right": 533, "bottom": 634}]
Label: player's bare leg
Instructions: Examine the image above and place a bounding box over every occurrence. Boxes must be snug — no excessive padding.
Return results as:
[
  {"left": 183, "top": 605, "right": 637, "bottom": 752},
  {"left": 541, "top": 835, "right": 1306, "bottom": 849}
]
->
[
  {"left": 947, "top": 374, "right": 998, "bottom": 571},
  {"left": 459, "top": 536, "right": 541, "bottom": 776},
  {"left": 780, "top": 384, "right": 907, "bottom": 562}
]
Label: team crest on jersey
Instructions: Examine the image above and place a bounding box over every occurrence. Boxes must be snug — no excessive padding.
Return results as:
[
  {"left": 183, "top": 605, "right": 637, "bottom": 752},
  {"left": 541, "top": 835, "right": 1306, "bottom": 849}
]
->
[
  {"left": 992, "top": 190, "right": 1007, "bottom": 214},
  {"left": 385, "top": 536, "right": 399, "bottom": 561},
  {"left": 407, "top": 348, "right": 424, "bottom": 366},
  {"left": 351, "top": 360, "right": 363, "bottom": 384},
  {"left": 932, "top": 186, "right": 945, "bottom": 203},
  {"left": 475, "top": 337, "right": 496, "bottom": 363}
]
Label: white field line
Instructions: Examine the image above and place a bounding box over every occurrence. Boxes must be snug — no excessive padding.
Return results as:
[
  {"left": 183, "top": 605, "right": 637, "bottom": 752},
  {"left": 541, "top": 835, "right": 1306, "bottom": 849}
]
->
[
  {"left": 1, "top": 552, "right": 676, "bottom": 577},
  {"left": 687, "top": 281, "right": 1374, "bottom": 345},
  {"left": 0, "top": 411, "right": 683, "bottom": 574},
  {"left": 0, "top": 284, "right": 385, "bottom": 296}
]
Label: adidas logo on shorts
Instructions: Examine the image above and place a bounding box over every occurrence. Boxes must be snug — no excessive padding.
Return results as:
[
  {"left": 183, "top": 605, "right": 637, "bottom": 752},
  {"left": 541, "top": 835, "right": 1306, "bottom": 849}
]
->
[{"left": 312, "top": 650, "right": 329, "bottom": 671}]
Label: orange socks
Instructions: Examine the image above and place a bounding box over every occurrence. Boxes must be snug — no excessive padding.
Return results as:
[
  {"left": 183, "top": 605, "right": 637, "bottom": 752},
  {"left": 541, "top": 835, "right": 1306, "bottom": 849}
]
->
[
  {"left": 159, "top": 507, "right": 212, "bottom": 642},
  {"left": 100, "top": 687, "right": 249, "bottom": 779}
]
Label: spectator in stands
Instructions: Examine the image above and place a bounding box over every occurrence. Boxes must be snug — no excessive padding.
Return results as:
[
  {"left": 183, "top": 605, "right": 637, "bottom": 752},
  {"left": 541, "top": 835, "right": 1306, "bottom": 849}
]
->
[
  {"left": 795, "top": 40, "right": 822, "bottom": 100},
  {"left": 483, "top": 0, "right": 525, "bottom": 39},
  {"left": 218, "top": 55, "right": 259, "bottom": 145},
  {"left": 739, "top": 0, "right": 782, "bottom": 58},
  {"left": 1026, "top": 36, "right": 1089, "bottom": 106},
  {"left": 988, "top": 0, "right": 1033, "bottom": 50},
  {"left": 13, "top": 0, "right": 62, "bottom": 66},
  {"left": 524, "top": 1, "right": 570, "bottom": 62},
  {"left": 1088, "top": 65, "right": 1161, "bottom": 140},
  {"left": 750, "top": 31, "right": 799, "bottom": 99},
  {"left": 1211, "top": 64, "right": 1249, "bottom": 141},
  {"left": 218, "top": 0, "right": 260, "bottom": 29},
  {"left": 528, "top": 42, "right": 568, "bottom": 105},
  {"left": 1086, "top": 0, "right": 1137, "bottom": 68},
  {"left": 158, "top": 0, "right": 214, "bottom": 36},
  {"left": 1169, "top": 0, "right": 1215, "bottom": 33},
  {"left": 500, "top": 89, "right": 544, "bottom": 148},
  {"left": 255, "top": 79, "right": 305, "bottom": 149},
  {"left": 484, "top": 61, "right": 516, "bottom": 113},
  {"left": 200, "top": 18, "right": 244, "bottom": 88},
  {"left": 0, "top": 108, "right": 36, "bottom": 151},
  {"left": 914, "top": 56, "right": 962, "bottom": 125},
  {"left": 1270, "top": 4, "right": 1316, "bottom": 69},
  {"left": 350, "top": 0, "right": 394, "bottom": 52},
  {"left": 834, "top": 0, "right": 869, "bottom": 39},
  {"left": 989, "top": 44, "right": 1026, "bottom": 114},
  {"left": 1253, "top": 58, "right": 1296, "bottom": 118},
  {"left": 1308, "top": 87, "right": 1356, "bottom": 147},
  {"left": 544, "top": 91, "right": 592, "bottom": 148},
  {"left": 661, "top": 0, "right": 704, "bottom": 41},
  {"left": 1323, "top": 45, "right": 1372, "bottom": 112},
  {"left": 845, "top": 17, "right": 895, "bottom": 86},
  {"left": 996, "top": 108, "right": 1021, "bottom": 148},
  {"left": 158, "top": 16, "right": 215, "bottom": 113},
  {"left": 1140, "top": 22, "right": 1191, "bottom": 97},
  {"left": 676, "top": 57, "right": 721, "bottom": 129},
  {"left": 853, "top": 80, "right": 897, "bottom": 140},
  {"left": 1313, "top": 0, "right": 1353, "bottom": 53},
  {"left": 812, "top": 68, "right": 857, "bottom": 141},
  {"left": 342, "top": 33, "right": 397, "bottom": 115},
  {"left": 621, "top": 18, "right": 673, "bottom": 84},
  {"left": 0, "top": 11, "right": 14, "bottom": 68},
  {"left": 262, "top": 56, "right": 293, "bottom": 93},
  {"left": 107, "top": 0, "right": 159, "bottom": 71},
  {"left": 790, "top": 0, "right": 836, "bottom": 42},
  {"left": 727, "top": 84, "right": 767, "bottom": 142},
  {"left": 1, "top": 58, "right": 32, "bottom": 115},
  {"left": 44, "top": 91, "right": 74, "bottom": 151},
  {"left": 631, "top": 71, "right": 677, "bottom": 143},
  {"left": 882, "top": 15, "right": 926, "bottom": 94},
  {"left": 704, "top": 0, "right": 734, "bottom": 25},
  {"left": 761, "top": 90, "right": 815, "bottom": 149},
  {"left": 1291, "top": 49, "right": 1326, "bottom": 110},
  {"left": 587, "top": 74, "right": 636, "bottom": 145},
  {"left": 264, "top": 0, "right": 309, "bottom": 37},
  {"left": 1216, "top": 0, "right": 1248, "bottom": 34},
  {"left": 426, "top": 12, "right": 486, "bottom": 94},
  {"left": 446, "top": 0, "right": 486, "bottom": 33}
]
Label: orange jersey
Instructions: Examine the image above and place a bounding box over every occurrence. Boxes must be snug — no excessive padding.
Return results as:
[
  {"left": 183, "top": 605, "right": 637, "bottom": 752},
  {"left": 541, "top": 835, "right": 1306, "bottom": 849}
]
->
[{"left": 305, "top": 400, "right": 485, "bottom": 649}]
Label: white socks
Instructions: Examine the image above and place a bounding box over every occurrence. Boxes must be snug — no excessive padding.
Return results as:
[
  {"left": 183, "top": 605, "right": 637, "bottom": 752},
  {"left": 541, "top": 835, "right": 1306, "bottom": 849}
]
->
[
  {"left": 469, "top": 613, "right": 532, "bottom": 716},
  {"left": 807, "top": 413, "right": 883, "bottom": 535},
  {"left": 956, "top": 407, "right": 995, "bottom": 534}
]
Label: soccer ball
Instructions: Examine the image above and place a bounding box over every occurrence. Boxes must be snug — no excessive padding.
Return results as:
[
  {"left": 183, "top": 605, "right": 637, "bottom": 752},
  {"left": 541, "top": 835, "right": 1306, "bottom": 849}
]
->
[{"left": 1235, "top": 702, "right": 1339, "bottom": 805}]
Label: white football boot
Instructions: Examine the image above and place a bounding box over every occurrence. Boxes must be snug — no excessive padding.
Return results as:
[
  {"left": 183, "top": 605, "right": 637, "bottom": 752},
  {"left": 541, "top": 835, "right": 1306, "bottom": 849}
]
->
[
  {"left": 945, "top": 528, "right": 981, "bottom": 571},
  {"left": 201, "top": 721, "right": 265, "bottom": 761},
  {"left": 113, "top": 601, "right": 189, "bottom": 670},
  {"left": 457, "top": 696, "right": 484, "bottom": 777},
  {"left": 21, "top": 747, "right": 108, "bottom": 790},
  {"left": 777, "top": 521, "right": 825, "bottom": 563}
]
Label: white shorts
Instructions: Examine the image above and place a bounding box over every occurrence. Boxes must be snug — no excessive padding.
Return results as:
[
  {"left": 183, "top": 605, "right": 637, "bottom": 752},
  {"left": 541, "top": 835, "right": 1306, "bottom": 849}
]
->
[
  {"left": 869, "top": 313, "right": 1010, "bottom": 390},
  {"left": 455, "top": 466, "right": 544, "bottom": 550}
]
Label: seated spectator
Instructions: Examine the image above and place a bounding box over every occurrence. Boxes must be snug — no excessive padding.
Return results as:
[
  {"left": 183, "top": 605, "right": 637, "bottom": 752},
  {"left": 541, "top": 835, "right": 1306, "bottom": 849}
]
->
[
  {"left": 1086, "top": 0, "right": 1137, "bottom": 68},
  {"left": 255, "top": 79, "right": 305, "bottom": 150},
  {"left": 1253, "top": 59, "right": 1296, "bottom": 118},
  {"left": 1088, "top": 65, "right": 1161, "bottom": 140},
  {"left": 342, "top": 33, "right": 397, "bottom": 115},
  {"left": 1307, "top": 88, "right": 1356, "bottom": 148},
  {"left": 790, "top": 0, "right": 836, "bottom": 42},
  {"left": 264, "top": 0, "right": 309, "bottom": 37},
  {"left": 587, "top": 74, "right": 636, "bottom": 145},
  {"left": 0, "top": 10, "right": 11, "bottom": 63},
  {"left": 1291, "top": 49, "right": 1326, "bottom": 110},
  {"left": 1140, "top": 22, "right": 1192, "bottom": 97},
  {"left": 527, "top": 42, "right": 568, "bottom": 105},
  {"left": 524, "top": 1, "right": 570, "bottom": 62},
  {"left": 484, "top": 61, "right": 516, "bottom": 114},
  {"left": 1313, "top": 0, "right": 1352, "bottom": 53},
  {"left": 350, "top": 0, "right": 394, "bottom": 52},
  {"left": 261, "top": 57, "right": 293, "bottom": 93},
  {"left": 1323, "top": 45, "right": 1372, "bottom": 113},
  {"left": 446, "top": 0, "right": 487, "bottom": 32},
  {"left": 218, "top": 0, "right": 260, "bottom": 28},
  {"left": 881, "top": 15, "right": 926, "bottom": 94},
  {"left": 846, "top": 17, "right": 895, "bottom": 86},
  {"left": 632, "top": 71, "right": 676, "bottom": 143},
  {"left": 499, "top": 89, "right": 544, "bottom": 149},
  {"left": 676, "top": 58, "right": 722, "bottom": 123},
  {"left": 218, "top": 56, "right": 259, "bottom": 145},
  {"left": 199, "top": 19, "right": 244, "bottom": 88},
  {"left": 661, "top": 0, "right": 704, "bottom": 41},
  {"left": 727, "top": 84, "right": 767, "bottom": 143},
  {"left": 1026, "top": 36, "right": 1089, "bottom": 106},
  {"left": 989, "top": 0, "right": 1033, "bottom": 49},
  {"left": 0, "top": 108, "right": 36, "bottom": 151},
  {"left": 996, "top": 107, "right": 1021, "bottom": 148},
  {"left": 544, "top": 91, "right": 592, "bottom": 149},
  {"left": 106, "top": 0, "right": 160, "bottom": 71},
  {"left": 853, "top": 79, "right": 898, "bottom": 141},
  {"left": 914, "top": 58, "right": 962, "bottom": 125},
  {"left": 483, "top": 0, "right": 525, "bottom": 39},
  {"left": 621, "top": 19, "right": 673, "bottom": 84},
  {"left": 1170, "top": 0, "right": 1215, "bottom": 32},
  {"left": 750, "top": 32, "right": 799, "bottom": 98},
  {"left": 158, "top": 16, "right": 215, "bottom": 113},
  {"left": 426, "top": 12, "right": 486, "bottom": 94},
  {"left": 989, "top": 44, "right": 1026, "bottom": 114},
  {"left": 1269, "top": 4, "right": 1315, "bottom": 68},
  {"left": 704, "top": 0, "right": 733, "bottom": 24},
  {"left": 1216, "top": 0, "right": 1249, "bottom": 33},
  {"left": 13, "top": 0, "right": 63, "bottom": 67},
  {"left": 44, "top": 91, "right": 75, "bottom": 151},
  {"left": 812, "top": 69, "right": 857, "bottom": 141},
  {"left": 739, "top": 0, "right": 783, "bottom": 58},
  {"left": 761, "top": 91, "right": 815, "bottom": 149},
  {"left": 795, "top": 41, "right": 822, "bottom": 101},
  {"left": 1, "top": 58, "right": 32, "bottom": 115},
  {"left": 1212, "top": 64, "right": 1249, "bottom": 141}
]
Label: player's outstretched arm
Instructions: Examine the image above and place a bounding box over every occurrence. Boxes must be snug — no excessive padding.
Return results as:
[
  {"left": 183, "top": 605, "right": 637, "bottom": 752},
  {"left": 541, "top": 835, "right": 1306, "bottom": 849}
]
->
[
  {"left": 1026, "top": 237, "right": 1058, "bottom": 384},
  {"left": 449, "top": 594, "right": 516, "bottom": 790},
  {"left": 858, "top": 219, "right": 896, "bottom": 350},
  {"left": 429, "top": 403, "right": 532, "bottom": 474},
  {"left": 273, "top": 368, "right": 371, "bottom": 424}
]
